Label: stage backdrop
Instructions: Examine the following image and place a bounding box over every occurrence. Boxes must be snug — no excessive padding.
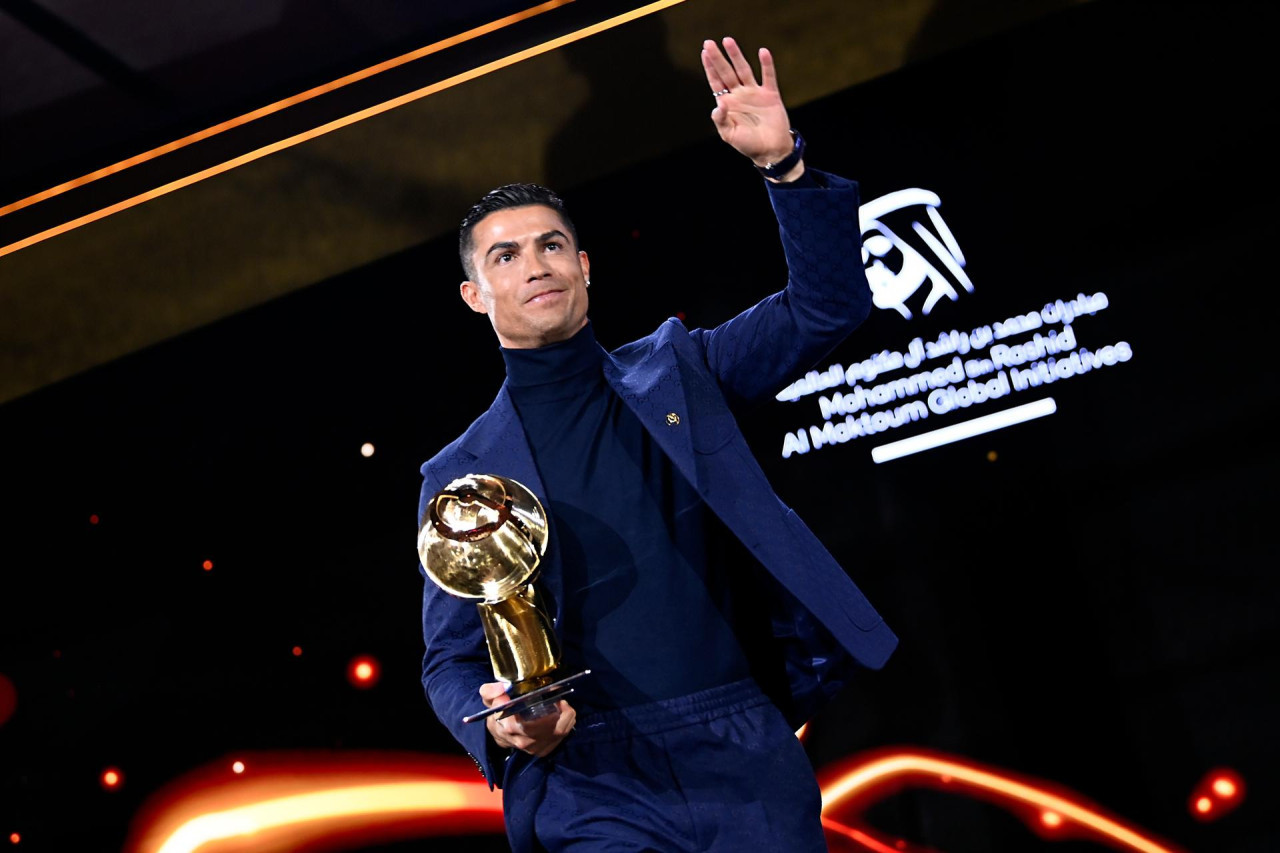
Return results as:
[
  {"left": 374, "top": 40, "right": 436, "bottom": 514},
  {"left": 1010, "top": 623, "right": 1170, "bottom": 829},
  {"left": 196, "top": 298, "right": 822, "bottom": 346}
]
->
[{"left": 2, "top": 3, "right": 1276, "bottom": 851}]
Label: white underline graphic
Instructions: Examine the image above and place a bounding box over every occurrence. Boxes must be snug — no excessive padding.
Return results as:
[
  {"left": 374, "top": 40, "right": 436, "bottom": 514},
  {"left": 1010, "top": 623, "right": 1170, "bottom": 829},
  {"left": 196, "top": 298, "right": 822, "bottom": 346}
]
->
[{"left": 870, "top": 398, "right": 1058, "bottom": 463}]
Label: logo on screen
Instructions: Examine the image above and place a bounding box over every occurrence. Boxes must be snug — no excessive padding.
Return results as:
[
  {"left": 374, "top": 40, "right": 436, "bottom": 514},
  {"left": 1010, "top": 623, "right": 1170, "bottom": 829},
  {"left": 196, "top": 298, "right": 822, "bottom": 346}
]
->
[{"left": 861, "top": 189, "right": 971, "bottom": 320}]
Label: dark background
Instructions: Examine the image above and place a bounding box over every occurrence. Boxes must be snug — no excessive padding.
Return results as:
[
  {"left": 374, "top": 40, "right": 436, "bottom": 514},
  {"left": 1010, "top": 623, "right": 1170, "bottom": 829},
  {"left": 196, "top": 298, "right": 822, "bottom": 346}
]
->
[{"left": 3, "top": 1, "right": 1277, "bottom": 851}]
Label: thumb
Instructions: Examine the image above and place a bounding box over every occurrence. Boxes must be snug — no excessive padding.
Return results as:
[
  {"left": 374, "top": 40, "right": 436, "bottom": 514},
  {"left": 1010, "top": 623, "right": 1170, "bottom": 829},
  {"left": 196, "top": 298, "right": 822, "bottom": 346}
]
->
[
  {"left": 710, "top": 106, "right": 730, "bottom": 132},
  {"left": 478, "top": 682, "right": 509, "bottom": 703}
]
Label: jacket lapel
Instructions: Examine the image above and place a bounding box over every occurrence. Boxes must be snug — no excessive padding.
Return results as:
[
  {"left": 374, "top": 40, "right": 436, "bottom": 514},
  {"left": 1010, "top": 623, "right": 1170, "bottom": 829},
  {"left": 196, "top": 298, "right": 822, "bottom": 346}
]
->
[
  {"left": 601, "top": 342, "right": 697, "bottom": 487},
  {"left": 457, "top": 383, "right": 565, "bottom": 621},
  {"left": 459, "top": 382, "right": 546, "bottom": 497}
]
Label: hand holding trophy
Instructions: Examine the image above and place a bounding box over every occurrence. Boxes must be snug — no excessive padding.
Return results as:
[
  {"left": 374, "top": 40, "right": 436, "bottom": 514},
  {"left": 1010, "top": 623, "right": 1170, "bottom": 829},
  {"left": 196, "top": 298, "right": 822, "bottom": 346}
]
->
[{"left": 418, "top": 473, "right": 589, "bottom": 723}]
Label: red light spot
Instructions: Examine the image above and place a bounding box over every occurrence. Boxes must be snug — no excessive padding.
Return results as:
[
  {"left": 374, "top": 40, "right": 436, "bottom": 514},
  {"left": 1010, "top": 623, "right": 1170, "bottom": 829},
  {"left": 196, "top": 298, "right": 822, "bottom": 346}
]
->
[
  {"left": 630, "top": 229, "right": 641, "bottom": 239},
  {"left": 347, "top": 655, "right": 381, "bottom": 688},
  {"left": 0, "top": 674, "right": 16, "bottom": 727},
  {"left": 8, "top": 832, "right": 19, "bottom": 844},
  {"left": 1041, "top": 811, "right": 1062, "bottom": 827},
  {"left": 232, "top": 761, "right": 245, "bottom": 774},
  {"left": 939, "top": 774, "right": 952, "bottom": 783},
  {"left": 202, "top": 560, "right": 214, "bottom": 571},
  {"left": 89, "top": 514, "right": 100, "bottom": 525},
  {"left": 291, "top": 646, "right": 303, "bottom": 657},
  {"left": 1191, "top": 766, "right": 1244, "bottom": 822},
  {"left": 101, "top": 767, "right": 123, "bottom": 790},
  {"left": 675, "top": 311, "right": 686, "bottom": 322}
]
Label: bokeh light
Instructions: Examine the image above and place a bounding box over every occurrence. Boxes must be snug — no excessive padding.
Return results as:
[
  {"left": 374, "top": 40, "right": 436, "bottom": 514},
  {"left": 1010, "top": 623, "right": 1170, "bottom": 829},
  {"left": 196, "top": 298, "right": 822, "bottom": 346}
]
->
[
  {"left": 361, "top": 442, "right": 375, "bottom": 458},
  {"left": 1189, "top": 767, "right": 1244, "bottom": 822},
  {"left": 202, "top": 560, "right": 214, "bottom": 571},
  {"left": 292, "top": 646, "right": 303, "bottom": 657},
  {"left": 0, "top": 674, "right": 16, "bottom": 727},
  {"left": 101, "top": 767, "right": 124, "bottom": 791},
  {"left": 347, "top": 655, "right": 381, "bottom": 689},
  {"left": 232, "top": 761, "right": 245, "bottom": 774}
]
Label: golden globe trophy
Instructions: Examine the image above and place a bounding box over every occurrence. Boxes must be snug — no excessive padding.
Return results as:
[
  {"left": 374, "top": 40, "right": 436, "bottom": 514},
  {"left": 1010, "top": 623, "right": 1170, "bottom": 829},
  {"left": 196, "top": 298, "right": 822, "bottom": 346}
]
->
[{"left": 418, "top": 473, "right": 588, "bottom": 723}]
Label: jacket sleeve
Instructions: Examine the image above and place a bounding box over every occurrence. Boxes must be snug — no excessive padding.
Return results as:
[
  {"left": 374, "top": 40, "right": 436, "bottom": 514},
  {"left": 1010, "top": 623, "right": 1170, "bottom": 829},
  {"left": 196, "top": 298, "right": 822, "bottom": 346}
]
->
[
  {"left": 689, "top": 170, "right": 871, "bottom": 408},
  {"left": 417, "top": 466, "right": 509, "bottom": 789}
]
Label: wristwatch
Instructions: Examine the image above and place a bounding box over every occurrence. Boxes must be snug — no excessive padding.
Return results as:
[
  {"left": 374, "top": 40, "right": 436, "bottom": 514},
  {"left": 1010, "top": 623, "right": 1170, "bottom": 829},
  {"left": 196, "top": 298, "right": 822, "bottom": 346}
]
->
[{"left": 756, "top": 129, "right": 805, "bottom": 181}]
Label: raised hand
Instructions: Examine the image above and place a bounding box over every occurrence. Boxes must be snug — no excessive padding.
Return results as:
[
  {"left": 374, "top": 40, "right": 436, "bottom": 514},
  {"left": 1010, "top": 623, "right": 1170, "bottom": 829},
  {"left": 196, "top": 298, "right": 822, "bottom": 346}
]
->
[{"left": 700, "top": 37, "right": 800, "bottom": 178}]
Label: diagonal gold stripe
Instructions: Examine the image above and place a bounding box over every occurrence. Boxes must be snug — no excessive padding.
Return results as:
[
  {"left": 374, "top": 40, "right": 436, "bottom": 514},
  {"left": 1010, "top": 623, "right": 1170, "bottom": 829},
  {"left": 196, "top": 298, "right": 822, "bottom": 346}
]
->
[
  {"left": 0, "top": 0, "right": 687, "bottom": 259},
  {"left": 0, "top": 0, "right": 573, "bottom": 219}
]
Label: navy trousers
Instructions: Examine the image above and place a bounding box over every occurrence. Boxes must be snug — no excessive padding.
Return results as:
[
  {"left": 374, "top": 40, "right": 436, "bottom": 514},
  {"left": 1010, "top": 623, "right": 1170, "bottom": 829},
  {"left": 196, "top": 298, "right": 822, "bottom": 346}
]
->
[{"left": 503, "top": 679, "right": 827, "bottom": 852}]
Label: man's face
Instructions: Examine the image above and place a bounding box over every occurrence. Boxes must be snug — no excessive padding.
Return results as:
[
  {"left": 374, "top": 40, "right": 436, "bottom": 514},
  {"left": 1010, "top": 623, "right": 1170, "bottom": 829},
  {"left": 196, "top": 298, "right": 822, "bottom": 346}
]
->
[{"left": 460, "top": 205, "right": 590, "bottom": 349}]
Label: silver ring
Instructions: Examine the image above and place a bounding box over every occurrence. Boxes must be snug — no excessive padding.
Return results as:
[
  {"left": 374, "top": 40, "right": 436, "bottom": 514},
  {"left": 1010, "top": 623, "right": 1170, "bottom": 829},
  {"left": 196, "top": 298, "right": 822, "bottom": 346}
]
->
[{"left": 713, "top": 88, "right": 730, "bottom": 97}]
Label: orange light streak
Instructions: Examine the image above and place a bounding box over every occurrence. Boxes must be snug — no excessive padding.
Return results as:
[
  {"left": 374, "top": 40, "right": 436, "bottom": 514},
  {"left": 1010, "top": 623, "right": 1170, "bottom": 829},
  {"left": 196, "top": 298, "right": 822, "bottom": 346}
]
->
[
  {"left": 821, "top": 817, "right": 902, "bottom": 853},
  {"left": 0, "top": 1, "right": 572, "bottom": 220},
  {"left": 125, "top": 753, "right": 502, "bottom": 853},
  {"left": 152, "top": 782, "right": 472, "bottom": 853},
  {"left": 0, "top": 0, "right": 687, "bottom": 259},
  {"left": 820, "top": 750, "right": 1184, "bottom": 853},
  {"left": 128, "top": 746, "right": 1194, "bottom": 853}
]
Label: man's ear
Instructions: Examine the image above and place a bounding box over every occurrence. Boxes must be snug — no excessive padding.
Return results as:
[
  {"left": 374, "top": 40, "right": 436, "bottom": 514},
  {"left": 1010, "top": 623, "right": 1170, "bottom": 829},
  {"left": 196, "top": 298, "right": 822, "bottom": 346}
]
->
[
  {"left": 459, "top": 280, "right": 489, "bottom": 315},
  {"left": 578, "top": 250, "right": 590, "bottom": 284}
]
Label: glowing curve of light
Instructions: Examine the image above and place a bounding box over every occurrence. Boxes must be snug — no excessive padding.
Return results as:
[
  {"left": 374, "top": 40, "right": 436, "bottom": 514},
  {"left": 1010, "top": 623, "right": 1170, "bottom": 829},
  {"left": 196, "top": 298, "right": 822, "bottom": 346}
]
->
[
  {"left": 131, "top": 747, "right": 1189, "bottom": 853},
  {"left": 820, "top": 750, "right": 1184, "bottom": 853},
  {"left": 155, "top": 782, "right": 471, "bottom": 853},
  {"left": 126, "top": 753, "right": 503, "bottom": 853}
]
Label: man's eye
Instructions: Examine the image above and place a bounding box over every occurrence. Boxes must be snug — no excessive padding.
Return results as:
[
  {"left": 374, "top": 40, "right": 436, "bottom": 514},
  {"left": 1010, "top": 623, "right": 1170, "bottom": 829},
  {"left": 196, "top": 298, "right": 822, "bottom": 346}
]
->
[
  {"left": 544, "top": 242, "right": 561, "bottom": 252},
  {"left": 498, "top": 252, "right": 513, "bottom": 263}
]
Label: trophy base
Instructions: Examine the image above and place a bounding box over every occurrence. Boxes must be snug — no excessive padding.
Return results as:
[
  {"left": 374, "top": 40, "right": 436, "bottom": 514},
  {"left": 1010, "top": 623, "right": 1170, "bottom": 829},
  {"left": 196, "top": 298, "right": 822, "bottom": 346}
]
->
[{"left": 462, "top": 669, "right": 591, "bottom": 724}]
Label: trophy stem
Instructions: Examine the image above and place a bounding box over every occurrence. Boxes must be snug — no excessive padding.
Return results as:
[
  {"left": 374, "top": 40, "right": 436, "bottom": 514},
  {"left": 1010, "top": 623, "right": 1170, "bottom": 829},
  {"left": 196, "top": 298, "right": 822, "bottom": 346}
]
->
[{"left": 476, "top": 585, "right": 560, "bottom": 686}]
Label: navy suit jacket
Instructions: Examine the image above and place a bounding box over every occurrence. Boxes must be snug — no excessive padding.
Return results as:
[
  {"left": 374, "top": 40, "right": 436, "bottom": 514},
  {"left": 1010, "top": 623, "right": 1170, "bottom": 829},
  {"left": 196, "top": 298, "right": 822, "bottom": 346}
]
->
[{"left": 417, "top": 171, "right": 898, "bottom": 795}]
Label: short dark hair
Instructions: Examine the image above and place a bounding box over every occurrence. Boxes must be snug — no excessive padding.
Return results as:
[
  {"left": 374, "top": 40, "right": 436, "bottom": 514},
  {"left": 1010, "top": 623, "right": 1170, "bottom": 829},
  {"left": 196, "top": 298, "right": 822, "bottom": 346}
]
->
[{"left": 458, "top": 183, "right": 579, "bottom": 280}]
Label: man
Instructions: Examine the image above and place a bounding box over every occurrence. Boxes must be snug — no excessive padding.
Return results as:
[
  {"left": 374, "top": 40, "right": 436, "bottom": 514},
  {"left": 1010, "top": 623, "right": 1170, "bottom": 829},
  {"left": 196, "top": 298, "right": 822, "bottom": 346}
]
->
[{"left": 417, "top": 37, "right": 897, "bottom": 851}]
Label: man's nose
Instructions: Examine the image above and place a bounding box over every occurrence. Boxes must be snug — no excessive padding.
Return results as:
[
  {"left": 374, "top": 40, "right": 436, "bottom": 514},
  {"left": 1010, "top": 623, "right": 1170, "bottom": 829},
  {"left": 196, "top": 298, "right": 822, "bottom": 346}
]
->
[{"left": 525, "top": 255, "right": 551, "bottom": 281}]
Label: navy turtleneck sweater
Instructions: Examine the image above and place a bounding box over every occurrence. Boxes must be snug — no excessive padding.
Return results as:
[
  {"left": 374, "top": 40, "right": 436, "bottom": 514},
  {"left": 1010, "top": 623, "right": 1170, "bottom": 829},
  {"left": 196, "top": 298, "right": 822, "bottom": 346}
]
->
[{"left": 501, "top": 322, "right": 760, "bottom": 713}]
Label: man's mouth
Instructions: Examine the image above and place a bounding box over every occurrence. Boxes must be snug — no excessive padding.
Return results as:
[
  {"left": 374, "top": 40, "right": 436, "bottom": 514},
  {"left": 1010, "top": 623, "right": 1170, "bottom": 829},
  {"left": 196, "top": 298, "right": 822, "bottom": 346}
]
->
[{"left": 526, "top": 289, "right": 564, "bottom": 304}]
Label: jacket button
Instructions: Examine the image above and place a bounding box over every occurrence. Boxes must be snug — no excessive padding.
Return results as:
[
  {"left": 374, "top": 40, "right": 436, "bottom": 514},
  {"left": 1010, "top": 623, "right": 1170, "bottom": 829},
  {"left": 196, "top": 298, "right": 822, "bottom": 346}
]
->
[{"left": 665, "top": 412, "right": 681, "bottom": 426}]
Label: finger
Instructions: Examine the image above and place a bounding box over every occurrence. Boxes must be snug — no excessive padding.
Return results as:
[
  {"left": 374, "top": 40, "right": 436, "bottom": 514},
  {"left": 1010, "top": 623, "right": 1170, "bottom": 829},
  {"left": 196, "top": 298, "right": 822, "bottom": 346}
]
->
[
  {"left": 759, "top": 47, "right": 779, "bottom": 92},
  {"left": 722, "top": 37, "right": 758, "bottom": 88},
  {"left": 552, "top": 704, "right": 576, "bottom": 737},
  {"left": 700, "top": 45, "right": 728, "bottom": 93},
  {"left": 703, "top": 38, "right": 741, "bottom": 88}
]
